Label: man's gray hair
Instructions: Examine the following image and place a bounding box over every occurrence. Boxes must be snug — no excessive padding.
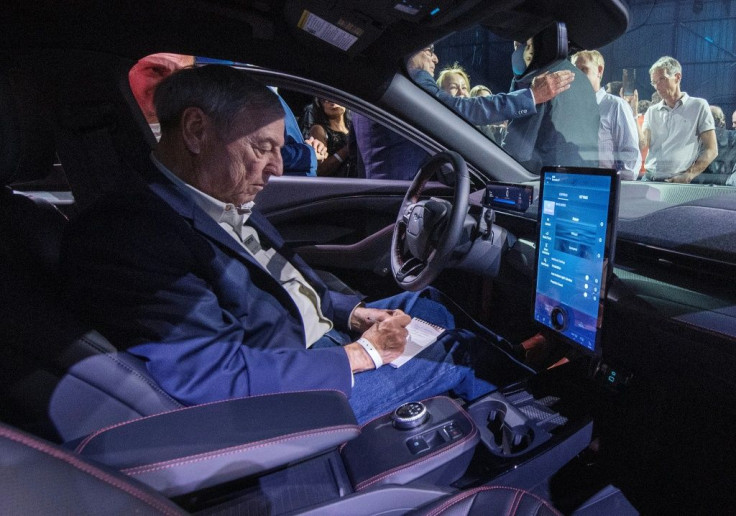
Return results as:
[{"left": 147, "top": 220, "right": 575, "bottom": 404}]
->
[
  {"left": 154, "top": 65, "right": 283, "bottom": 135},
  {"left": 649, "top": 56, "right": 681, "bottom": 78}
]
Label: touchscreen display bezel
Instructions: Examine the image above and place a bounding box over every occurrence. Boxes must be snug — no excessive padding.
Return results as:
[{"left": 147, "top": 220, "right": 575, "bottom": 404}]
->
[{"left": 532, "top": 166, "right": 620, "bottom": 356}]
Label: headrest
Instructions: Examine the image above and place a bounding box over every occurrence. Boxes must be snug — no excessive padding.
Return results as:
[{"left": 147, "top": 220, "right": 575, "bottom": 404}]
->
[{"left": 0, "top": 65, "right": 56, "bottom": 186}]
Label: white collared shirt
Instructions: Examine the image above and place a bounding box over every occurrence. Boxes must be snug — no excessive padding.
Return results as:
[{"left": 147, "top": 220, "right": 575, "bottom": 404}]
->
[
  {"left": 596, "top": 88, "right": 642, "bottom": 180},
  {"left": 151, "top": 153, "right": 333, "bottom": 347},
  {"left": 643, "top": 93, "right": 715, "bottom": 180}
]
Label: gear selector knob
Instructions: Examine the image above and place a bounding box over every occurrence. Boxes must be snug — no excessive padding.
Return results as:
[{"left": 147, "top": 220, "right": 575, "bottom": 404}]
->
[{"left": 392, "top": 401, "right": 429, "bottom": 429}]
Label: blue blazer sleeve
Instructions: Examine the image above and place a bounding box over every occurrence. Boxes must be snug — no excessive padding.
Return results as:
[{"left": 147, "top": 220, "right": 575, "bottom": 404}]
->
[
  {"left": 279, "top": 95, "right": 317, "bottom": 176},
  {"left": 281, "top": 136, "right": 317, "bottom": 176},
  {"left": 411, "top": 69, "right": 536, "bottom": 124},
  {"left": 60, "top": 191, "right": 353, "bottom": 407}
]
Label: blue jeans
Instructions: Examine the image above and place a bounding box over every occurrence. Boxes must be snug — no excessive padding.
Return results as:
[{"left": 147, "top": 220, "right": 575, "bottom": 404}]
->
[{"left": 313, "top": 288, "right": 508, "bottom": 423}]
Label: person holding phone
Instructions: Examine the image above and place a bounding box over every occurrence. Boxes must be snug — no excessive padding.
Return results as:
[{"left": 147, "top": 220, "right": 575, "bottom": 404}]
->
[{"left": 571, "top": 50, "right": 641, "bottom": 179}]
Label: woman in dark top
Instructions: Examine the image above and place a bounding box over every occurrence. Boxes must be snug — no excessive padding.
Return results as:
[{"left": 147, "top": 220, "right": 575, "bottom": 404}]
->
[{"left": 307, "top": 98, "right": 355, "bottom": 177}]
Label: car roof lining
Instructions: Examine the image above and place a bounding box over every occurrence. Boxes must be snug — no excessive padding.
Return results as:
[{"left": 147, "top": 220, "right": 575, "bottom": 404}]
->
[{"left": 3, "top": 0, "right": 629, "bottom": 100}]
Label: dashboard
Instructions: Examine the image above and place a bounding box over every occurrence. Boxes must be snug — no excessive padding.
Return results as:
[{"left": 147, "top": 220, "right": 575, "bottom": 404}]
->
[{"left": 472, "top": 179, "right": 736, "bottom": 347}]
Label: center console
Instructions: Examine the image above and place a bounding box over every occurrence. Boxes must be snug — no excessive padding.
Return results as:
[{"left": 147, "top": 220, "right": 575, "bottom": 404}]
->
[
  {"left": 340, "top": 396, "right": 479, "bottom": 491},
  {"left": 461, "top": 363, "right": 595, "bottom": 489},
  {"left": 340, "top": 167, "right": 623, "bottom": 495},
  {"left": 459, "top": 166, "right": 622, "bottom": 488}
]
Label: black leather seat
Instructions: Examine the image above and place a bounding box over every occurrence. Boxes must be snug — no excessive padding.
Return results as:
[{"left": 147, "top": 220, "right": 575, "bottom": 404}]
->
[
  {"left": 411, "top": 486, "right": 562, "bottom": 516},
  {"left": 0, "top": 62, "right": 183, "bottom": 443},
  {"left": 0, "top": 422, "right": 186, "bottom": 515},
  {"left": 0, "top": 421, "right": 569, "bottom": 516}
]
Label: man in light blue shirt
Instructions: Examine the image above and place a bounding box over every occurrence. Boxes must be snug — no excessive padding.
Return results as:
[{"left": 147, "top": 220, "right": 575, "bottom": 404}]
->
[{"left": 572, "top": 50, "right": 641, "bottom": 180}]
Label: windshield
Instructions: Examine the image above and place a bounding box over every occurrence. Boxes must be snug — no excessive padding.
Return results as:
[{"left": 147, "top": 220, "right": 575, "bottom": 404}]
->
[{"left": 411, "top": 11, "right": 736, "bottom": 188}]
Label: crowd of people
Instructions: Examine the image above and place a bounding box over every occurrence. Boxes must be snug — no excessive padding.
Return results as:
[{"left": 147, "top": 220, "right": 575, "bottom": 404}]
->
[
  {"left": 128, "top": 50, "right": 736, "bottom": 185},
  {"left": 420, "top": 47, "right": 735, "bottom": 185}
]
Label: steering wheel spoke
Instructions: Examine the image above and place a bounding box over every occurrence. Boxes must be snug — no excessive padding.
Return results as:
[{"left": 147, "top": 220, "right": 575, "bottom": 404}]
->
[
  {"left": 395, "top": 257, "right": 426, "bottom": 282},
  {"left": 390, "top": 151, "right": 469, "bottom": 291},
  {"left": 401, "top": 202, "right": 415, "bottom": 224}
]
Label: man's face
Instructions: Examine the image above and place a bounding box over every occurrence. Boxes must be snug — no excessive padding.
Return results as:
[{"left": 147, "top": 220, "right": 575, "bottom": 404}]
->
[
  {"left": 573, "top": 55, "right": 602, "bottom": 90},
  {"left": 195, "top": 108, "right": 285, "bottom": 206},
  {"left": 441, "top": 73, "right": 469, "bottom": 97},
  {"left": 129, "top": 53, "right": 194, "bottom": 122},
  {"left": 407, "top": 45, "right": 438, "bottom": 76},
  {"left": 732, "top": 110, "right": 736, "bottom": 130},
  {"left": 650, "top": 68, "right": 680, "bottom": 102}
]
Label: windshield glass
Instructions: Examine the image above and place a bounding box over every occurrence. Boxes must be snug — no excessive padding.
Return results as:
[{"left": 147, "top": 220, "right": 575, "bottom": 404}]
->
[{"left": 410, "top": 7, "right": 736, "bottom": 188}]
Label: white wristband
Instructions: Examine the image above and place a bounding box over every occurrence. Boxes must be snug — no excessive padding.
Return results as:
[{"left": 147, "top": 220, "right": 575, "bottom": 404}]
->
[
  {"left": 357, "top": 337, "right": 383, "bottom": 369},
  {"left": 333, "top": 152, "right": 344, "bottom": 163}
]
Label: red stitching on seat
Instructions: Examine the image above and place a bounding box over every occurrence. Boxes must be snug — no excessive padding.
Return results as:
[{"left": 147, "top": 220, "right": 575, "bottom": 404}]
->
[
  {"left": 354, "top": 397, "right": 478, "bottom": 491},
  {"left": 507, "top": 488, "right": 522, "bottom": 516},
  {"left": 423, "top": 486, "right": 561, "bottom": 516},
  {"left": 75, "top": 389, "right": 349, "bottom": 453},
  {"left": 0, "top": 426, "right": 181, "bottom": 515},
  {"left": 122, "top": 425, "right": 359, "bottom": 476}
]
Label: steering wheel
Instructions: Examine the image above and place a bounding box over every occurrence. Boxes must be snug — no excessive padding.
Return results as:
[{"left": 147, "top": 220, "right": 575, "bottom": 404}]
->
[{"left": 391, "top": 150, "right": 470, "bottom": 291}]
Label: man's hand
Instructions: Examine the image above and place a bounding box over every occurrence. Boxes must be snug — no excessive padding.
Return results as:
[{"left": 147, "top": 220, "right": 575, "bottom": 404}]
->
[
  {"left": 665, "top": 130, "right": 716, "bottom": 183},
  {"left": 305, "top": 136, "right": 328, "bottom": 162},
  {"left": 666, "top": 170, "right": 696, "bottom": 183},
  {"left": 530, "top": 70, "right": 574, "bottom": 105},
  {"left": 344, "top": 310, "right": 411, "bottom": 372},
  {"left": 349, "top": 306, "right": 400, "bottom": 333}
]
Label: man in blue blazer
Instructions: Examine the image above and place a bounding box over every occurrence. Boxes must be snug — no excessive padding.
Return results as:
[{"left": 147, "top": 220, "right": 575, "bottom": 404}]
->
[
  {"left": 351, "top": 46, "right": 574, "bottom": 181},
  {"left": 61, "top": 65, "right": 499, "bottom": 423},
  {"left": 409, "top": 45, "right": 575, "bottom": 126}
]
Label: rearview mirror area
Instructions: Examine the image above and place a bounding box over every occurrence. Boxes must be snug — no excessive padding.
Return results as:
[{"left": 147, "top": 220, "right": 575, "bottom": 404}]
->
[{"left": 514, "top": 22, "right": 569, "bottom": 79}]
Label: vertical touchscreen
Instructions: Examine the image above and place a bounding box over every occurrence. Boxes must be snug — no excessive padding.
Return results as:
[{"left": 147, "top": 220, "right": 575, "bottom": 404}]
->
[{"left": 533, "top": 167, "right": 619, "bottom": 354}]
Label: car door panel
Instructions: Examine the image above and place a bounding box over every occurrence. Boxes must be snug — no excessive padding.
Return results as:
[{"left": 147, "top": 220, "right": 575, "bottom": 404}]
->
[{"left": 257, "top": 176, "right": 453, "bottom": 274}]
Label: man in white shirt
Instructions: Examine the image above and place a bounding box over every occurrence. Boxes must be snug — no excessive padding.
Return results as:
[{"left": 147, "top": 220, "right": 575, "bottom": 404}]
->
[
  {"left": 639, "top": 56, "right": 717, "bottom": 183},
  {"left": 572, "top": 50, "right": 641, "bottom": 179}
]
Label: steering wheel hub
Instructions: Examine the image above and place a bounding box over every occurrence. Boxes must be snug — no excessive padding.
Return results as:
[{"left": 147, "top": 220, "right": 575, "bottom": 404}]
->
[{"left": 390, "top": 151, "right": 470, "bottom": 291}]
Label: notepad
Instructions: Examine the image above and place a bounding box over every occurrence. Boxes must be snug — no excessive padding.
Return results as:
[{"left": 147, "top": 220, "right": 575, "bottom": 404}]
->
[{"left": 390, "top": 318, "right": 445, "bottom": 368}]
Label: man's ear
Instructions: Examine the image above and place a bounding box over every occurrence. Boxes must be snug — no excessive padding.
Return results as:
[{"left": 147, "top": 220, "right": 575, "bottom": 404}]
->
[{"left": 180, "top": 106, "right": 209, "bottom": 154}]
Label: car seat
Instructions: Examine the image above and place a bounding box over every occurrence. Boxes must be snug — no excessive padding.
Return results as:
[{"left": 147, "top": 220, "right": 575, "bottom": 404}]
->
[
  {"left": 0, "top": 60, "right": 184, "bottom": 443},
  {"left": 0, "top": 421, "right": 564, "bottom": 516}
]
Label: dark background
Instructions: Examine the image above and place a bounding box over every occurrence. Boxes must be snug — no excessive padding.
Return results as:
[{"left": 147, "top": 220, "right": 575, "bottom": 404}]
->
[{"left": 435, "top": 0, "right": 736, "bottom": 121}]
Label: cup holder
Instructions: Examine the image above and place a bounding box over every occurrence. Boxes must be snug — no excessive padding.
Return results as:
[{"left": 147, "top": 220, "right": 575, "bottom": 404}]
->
[{"left": 468, "top": 399, "right": 535, "bottom": 456}]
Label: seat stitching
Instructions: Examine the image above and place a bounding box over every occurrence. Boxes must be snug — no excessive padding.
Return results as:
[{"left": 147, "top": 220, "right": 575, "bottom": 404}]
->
[
  {"left": 354, "top": 398, "right": 478, "bottom": 491},
  {"left": 73, "top": 337, "right": 180, "bottom": 403},
  {"left": 507, "top": 488, "right": 522, "bottom": 516},
  {"left": 122, "top": 425, "right": 359, "bottom": 476},
  {"left": 75, "top": 389, "right": 350, "bottom": 453},
  {"left": 0, "top": 426, "right": 180, "bottom": 515},
  {"left": 423, "top": 487, "right": 560, "bottom": 516}
]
